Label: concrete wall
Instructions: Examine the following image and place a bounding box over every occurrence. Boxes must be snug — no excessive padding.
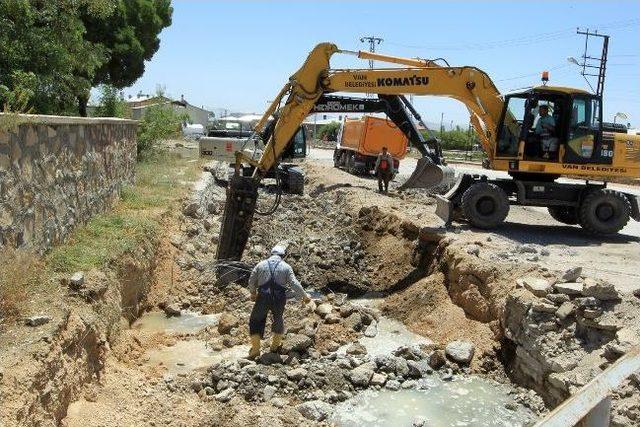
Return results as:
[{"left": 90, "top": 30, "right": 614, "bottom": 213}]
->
[{"left": 0, "top": 114, "right": 138, "bottom": 252}]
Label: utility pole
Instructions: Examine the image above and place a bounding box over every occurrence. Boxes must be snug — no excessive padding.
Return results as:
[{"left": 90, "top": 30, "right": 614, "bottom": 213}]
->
[
  {"left": 360, "top": 36, "right": 383, "bottom": 98},
  {"left": 574, "top": 28, "right": 610, "bottom": 98},
  {"left": 440, "top": 112, "right": 444, "bottom": 137},
  {"left": 360, "top": 36, "right": 383, "bottom": 68}
]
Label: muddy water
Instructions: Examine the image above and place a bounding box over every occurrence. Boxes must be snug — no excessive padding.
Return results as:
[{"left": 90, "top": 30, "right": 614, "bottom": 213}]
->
[
  {"left": 332, "top": 376, "right": 536, "bottom": 426},
  {"left": 144, "top": 340, "right": 249, "bottom": 375},
  {"left": 131, "top": 311, "right": 249, "bottom": 375},
  {"left": 132, "top": 310, "right": 220, "bottom": 334}
]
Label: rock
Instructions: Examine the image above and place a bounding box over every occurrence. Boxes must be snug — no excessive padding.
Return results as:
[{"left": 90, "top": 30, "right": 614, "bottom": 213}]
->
[
  {"left": 344, "top": 312, "right": 363, "bottom": 331},
  {"left": 25, "top": 315, "right": 51, "bottom": 327},
  {"left": 263, "top": 385, "right": 277, "bottom": 400},
  {"left": 540, "top": 248, "right": 550, "bottom": 256},
  {"left": 418, "top": 226, "right": 446, "bottom": 242},
  {"left": 634, "top": 288, "right": 640, "bottom": 299},
  {"left": 69, "top": 271, "right": 85, "bottom": 289},
  {"left": 466, "top": 244, "right": 480, "bottom": 256},
  {"left": 582, "top": 278, "right": 620, "bottom": 301},
  {"left": 339, "top": 305, "right": 356, "bottom": 317},
  {"left": 517, "top": 244, "right": 538, "bottom": 254},
  {"left": 370, "top": 372, "right": 387, "bottom": 386},
  {"left": 281, "top": 334, "right": 313, "bottom": 353},
  {"left": 348, "top": 363, "right": 375, "bottom": 387},
  {"left": 561, "top": 267, "right": 582, "bottom": 282},
  {"left": 259, "top": 352, "right": 283, "bottom": 365},
  {"left": 385, "top": 379, "right": 401, "bottom": 390},
  {"left": 428, "top": 350, "right": 447, "bottom": 369},
  {"left": 394, "top": 357, "right": 410, "bottom": 377},
  {"left": 324, "top": 313, "right": 341, "bottom": 324},
  {"left": 583, "top": 308, "right": 602, "bottom": 319},
  {"left": 546, "top": 293, "right": 570, "bottom": 305},
  {"left": 364, "top": 321, "right": 378, "bottom": 338},
  {"left": 346, "top": 342, "right": 367, "bottom": 355},
  {"left": 412, "top": 416, "right": 429, "bottom": 427},
  {"left": 182, "top": 201, "right": 200, "bottom": 218},
  {"left": 217, "top": 313, "right": 239, "bottom": 335},
  {"left": 271, "top": 397, "right": 287, "bottom": 408},
  {"left": 554, "top": 282, "right": 584, "bottom": 296},
  {"left": 169, "top": 235, "right": 182, "bottom": 249},
  {"left": 520, "top": 277, "right": 552, "bottom": 297},
  {"left": 407, "top": 360, "right": 431, "bottom": 378},
  {"left": 315, "top": 303, "right": 333, "bottom": 318},
  {"left": 162, "top": 303, "right": 181, "bottom": 317},
  {"left": 555, "top": 302, "right": 575, "bottom": 320},
  {"left": 445, "top": 340, "right": 475, "bottom": 364},
  {"left": 286, "top": 368, "right": 308, "bottom": 381},
  {"left": 214, "top": 388, "right": 234, "bottom": 402},
  {"left": 531, "top": 300, "right": 557, "bottom": 313},
  {"left": 394, "top": 345, "right": 429, "bottom": 361},
  {"left": 203, "top": 218, "right": 214, "bottom": 231},
  {"left": 297, "top": 400, "right": 332, "bottom": 421}
]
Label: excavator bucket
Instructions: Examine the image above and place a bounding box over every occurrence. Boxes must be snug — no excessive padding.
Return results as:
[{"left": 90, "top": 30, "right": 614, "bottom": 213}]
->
[{"left": 398, "top": 157, "right": 456, "bottom": 193}]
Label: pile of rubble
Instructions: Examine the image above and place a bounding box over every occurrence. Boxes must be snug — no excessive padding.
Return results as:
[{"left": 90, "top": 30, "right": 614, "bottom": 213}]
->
[{"left": 504, "top": 266, "right": 640, "bottom": 426}]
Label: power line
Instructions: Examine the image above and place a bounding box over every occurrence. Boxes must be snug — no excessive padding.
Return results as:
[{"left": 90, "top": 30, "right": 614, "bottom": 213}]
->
[{"left": 384, "top": 18, "right": 639, "bottom": 52}]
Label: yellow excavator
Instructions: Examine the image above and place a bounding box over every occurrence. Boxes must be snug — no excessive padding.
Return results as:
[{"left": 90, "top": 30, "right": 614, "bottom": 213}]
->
[{"left": 216, "top": 43, "right": 640, "bottom": 261}]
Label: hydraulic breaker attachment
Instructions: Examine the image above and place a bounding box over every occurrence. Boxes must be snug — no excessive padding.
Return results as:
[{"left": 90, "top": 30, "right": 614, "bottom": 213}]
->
[
  {"left": 216, "top": 174, "right": 258, "bottom": 262},
  {"left": 398, "top": 157, "right": 456, "bottom": 192}
]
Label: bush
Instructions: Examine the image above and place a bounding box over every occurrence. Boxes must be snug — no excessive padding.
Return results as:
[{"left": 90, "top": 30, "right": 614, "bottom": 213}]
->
[
  {"left": 137, "top": 104, "right": 187, "bottom": 158},
  {"left": 318, "top": 121, "right": 340, "bottom": 141}
]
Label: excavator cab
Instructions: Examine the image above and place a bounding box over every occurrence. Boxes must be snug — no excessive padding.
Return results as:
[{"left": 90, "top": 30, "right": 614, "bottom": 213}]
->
[{"left": 496, "top": 87, "right": 610, "bottom": 172}]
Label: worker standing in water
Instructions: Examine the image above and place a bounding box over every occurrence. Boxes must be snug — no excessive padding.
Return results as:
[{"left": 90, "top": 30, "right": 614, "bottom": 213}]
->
[
  {"left": 375, "top": 146, "right": 395, "bottom": 193},
  {"left": 247, "top": 244, "right": 311, "bottom": 359}
]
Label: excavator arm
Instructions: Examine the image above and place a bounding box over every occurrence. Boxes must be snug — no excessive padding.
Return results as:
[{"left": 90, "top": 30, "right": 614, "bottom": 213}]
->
[{"left": 217, "top": 43, "right": 506, "bottom": 262}]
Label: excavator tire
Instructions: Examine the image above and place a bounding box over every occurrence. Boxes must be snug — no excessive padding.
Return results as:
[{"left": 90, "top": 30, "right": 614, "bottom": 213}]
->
[
  {"left": 461, "top": 182, "right": 509, "bottom": 229},
  {"left": 547, "top": 206, "right": 579, "bottom": 225},
  {"left": 347, "top": 152, "right": 358, "bottom": 175},
  {"left": 578, "top": 189, "right": 630, "bottom": 235}
]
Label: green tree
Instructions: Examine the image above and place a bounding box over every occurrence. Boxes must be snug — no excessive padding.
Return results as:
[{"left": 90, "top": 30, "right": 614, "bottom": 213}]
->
[
  {"left": 318, "top": 121, "right": 341, "bottom": 141},
  {"left": 80, "top": 0, "right": 173, "bottom": 115},
  {"left": 0, "top": 0, "right": 110, "bottom": 114},
  {"left": 94, "top": 84, "right": 128, "bottom": 118}
]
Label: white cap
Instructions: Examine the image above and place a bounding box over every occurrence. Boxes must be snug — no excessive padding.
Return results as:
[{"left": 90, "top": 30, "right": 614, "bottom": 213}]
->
[{"left": 271, "top": 245, "right": 286, "bottom": 256}]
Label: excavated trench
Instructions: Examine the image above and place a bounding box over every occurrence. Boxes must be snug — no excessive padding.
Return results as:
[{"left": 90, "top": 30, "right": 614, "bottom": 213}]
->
[{"left": 15, "top": 164, "right": 636, "bottom": 426}]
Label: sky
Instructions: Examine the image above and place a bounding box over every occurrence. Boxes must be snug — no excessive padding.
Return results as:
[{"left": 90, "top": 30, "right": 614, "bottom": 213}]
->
[{"left": 123, "top": 0, "right": 640, "bottom": 128}]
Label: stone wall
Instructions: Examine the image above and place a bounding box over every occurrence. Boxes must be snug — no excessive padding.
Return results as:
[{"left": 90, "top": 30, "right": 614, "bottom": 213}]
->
[{"left": 0, "top": 114, "right": 137, "bottom": 252}]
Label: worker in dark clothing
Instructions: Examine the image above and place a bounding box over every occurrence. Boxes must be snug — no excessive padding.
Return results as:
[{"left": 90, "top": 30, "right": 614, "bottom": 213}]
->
[
  {"left": 247, "top": 244, "right": 310, "bottom": 359},
  {"left": 375, "top": 146, "right": 395, "bottom": 193}
]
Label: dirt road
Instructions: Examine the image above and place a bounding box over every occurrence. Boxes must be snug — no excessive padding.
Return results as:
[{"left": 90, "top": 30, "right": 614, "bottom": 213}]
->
[{"left": 311, "top": 148, "right": 640, "bottom": 294}]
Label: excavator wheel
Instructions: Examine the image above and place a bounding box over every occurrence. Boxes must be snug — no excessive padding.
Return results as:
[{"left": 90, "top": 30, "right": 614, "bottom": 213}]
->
[
  {"left": 578, "top": 189, "right": 630, "bottom": 235},
  {"left": 461, "top": 182, "right": 509, "bottom": 229},
  {"left": 547, "top": 206, "right": 579, "bottom": 225}
]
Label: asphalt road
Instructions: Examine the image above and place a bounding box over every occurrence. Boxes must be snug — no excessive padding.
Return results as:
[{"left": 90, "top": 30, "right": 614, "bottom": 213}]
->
[{"left": 309, "top": 147, "right": 640, "bottom": 294}]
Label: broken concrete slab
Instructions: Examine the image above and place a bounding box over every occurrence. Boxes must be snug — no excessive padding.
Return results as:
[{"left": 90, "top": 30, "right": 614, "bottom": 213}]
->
[{"left": 554, "top": 282, "right": 584, "bottom": 296}]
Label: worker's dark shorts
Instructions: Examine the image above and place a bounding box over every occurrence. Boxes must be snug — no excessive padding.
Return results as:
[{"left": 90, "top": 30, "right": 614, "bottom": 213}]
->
[{"left": 249, "top": 294, "right": 286, "bottom": 337}]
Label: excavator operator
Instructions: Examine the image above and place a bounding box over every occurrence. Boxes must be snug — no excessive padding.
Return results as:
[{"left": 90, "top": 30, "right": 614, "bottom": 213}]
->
[{"left": 534, "top": 104, "right": 557, "bottom": 159}]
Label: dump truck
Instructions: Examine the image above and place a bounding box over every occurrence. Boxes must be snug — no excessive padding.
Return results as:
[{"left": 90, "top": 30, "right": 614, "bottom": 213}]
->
[{"left": 334, "top": 116, "right": 407, "bottom": 175}]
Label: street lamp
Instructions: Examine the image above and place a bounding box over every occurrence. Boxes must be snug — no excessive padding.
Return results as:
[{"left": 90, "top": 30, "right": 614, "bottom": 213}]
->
[
  {"left": 567, "top": 57, "right": 580, "bottom": 66},
  {"left": 613, "top": 112, "right": 628, "bottom": 124}
]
